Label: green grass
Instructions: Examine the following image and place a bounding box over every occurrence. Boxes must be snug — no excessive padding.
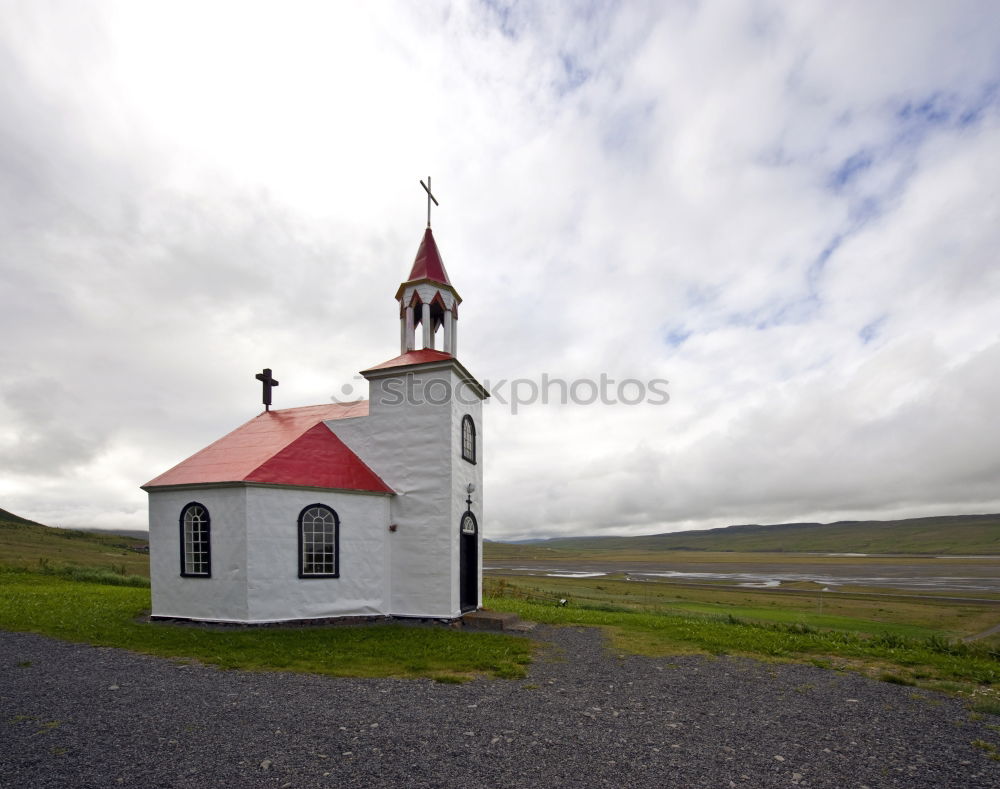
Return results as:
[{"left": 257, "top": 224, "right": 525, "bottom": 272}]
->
[
  {"left": 6, "top": 560, "right": 150, "bottom": 587},
  {"left": 971, "top": 698, "right": 1000, "bottom": 716},
  {"left": 0, "top": 569, "right": 531, "bottom": 681},
  {"left": 654, "top": 600, "right": 941, "bottom": 638},
  {"left": 485, "top": 595, "right": 1000, "bottom": 688},
  {"left": 485, "top": 575, "right": 1000, "bottom": 640},
  {"left": 0, "top": 520, "right": 150, "bottom": 577}
]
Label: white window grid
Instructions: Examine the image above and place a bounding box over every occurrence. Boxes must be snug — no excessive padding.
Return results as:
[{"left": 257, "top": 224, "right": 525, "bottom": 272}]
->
[
  {"left": 183, "top": 505, "right": 209, "bottom": 575},
  {"left": 301, "top": 506, "right": 336, "bottom": 575},
  {"left": 461, "top": 514, "right": 477, "bottom": 535}
]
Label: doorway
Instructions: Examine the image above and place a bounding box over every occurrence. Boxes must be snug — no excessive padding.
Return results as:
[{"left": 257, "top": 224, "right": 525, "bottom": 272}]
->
[{"left": 459, "top": 511, "right": 478, "bottom": 612}]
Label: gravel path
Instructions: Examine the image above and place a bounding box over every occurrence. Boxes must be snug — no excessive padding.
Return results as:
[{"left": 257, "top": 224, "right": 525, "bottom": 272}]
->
[{"left": 2, "top": 625, "right": 1000, "bottom": 788}]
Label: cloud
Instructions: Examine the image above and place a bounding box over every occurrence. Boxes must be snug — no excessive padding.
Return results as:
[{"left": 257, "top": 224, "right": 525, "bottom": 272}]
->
[{"left": 1, "top": 1, "right": 998, "bottom": 538}]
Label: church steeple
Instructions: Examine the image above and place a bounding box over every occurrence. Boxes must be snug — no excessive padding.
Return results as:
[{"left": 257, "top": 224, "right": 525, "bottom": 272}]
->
[{"left": 395, "top": 227, "right": 461, "bottom": 356}]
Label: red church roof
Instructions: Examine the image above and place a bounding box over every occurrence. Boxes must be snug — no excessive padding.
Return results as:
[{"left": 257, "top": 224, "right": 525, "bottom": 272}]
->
[
  {"left": 360, "top": 349, "right": 490, "bottom": 400},
  {"left": 142, "top": 402, "right": 393, "bottom": 494},
  {"left": 362, "top": 348, "right": 454, "bottom": 372},
  {"left": 404, "top": 227, "right": 452, "bottom": 287}
]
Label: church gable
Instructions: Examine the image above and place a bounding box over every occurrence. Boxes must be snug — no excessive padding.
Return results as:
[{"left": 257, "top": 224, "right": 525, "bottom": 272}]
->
[
  {"left": 245, "top": 423, "right": 393, "bottom": 493},
  {"left": 142, "top": 401, "right": 374, "bottom": 491}
]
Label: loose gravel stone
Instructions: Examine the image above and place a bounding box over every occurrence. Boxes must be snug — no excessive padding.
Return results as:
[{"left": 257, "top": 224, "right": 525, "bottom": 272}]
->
[{"left": 2, "top": 626, "right": 1000, "bottom": 787}]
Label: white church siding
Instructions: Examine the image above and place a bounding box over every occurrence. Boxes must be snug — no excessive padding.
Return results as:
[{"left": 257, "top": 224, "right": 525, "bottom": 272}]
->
[
  {"left": 449, "top": 378, "right": 484, "bottom": 613},
  {"left": 331, "top": 382, "right": 453, "bottom": 618},
  {"left": 148, "top": 486, "right": 249, "bottom": 622},
  {"left": 243, "top": 486, "right": 391, "bottom": 622}
]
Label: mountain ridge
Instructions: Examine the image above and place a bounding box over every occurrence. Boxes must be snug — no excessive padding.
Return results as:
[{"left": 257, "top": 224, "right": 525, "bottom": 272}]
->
[{"left": 490, "top": 513, "right": 1000, "bottom": 555}]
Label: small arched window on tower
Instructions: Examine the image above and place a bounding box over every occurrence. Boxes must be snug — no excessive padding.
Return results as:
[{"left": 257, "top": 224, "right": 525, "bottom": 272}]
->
[
  {"left": 461, "top": 414, "right": 476, "bottom": 464},
  {"left": 298, "top": 504, "right": 339, "bottom": 578},
  {"left": 179, "top": 502, "right": 211, "bottom": 577}
]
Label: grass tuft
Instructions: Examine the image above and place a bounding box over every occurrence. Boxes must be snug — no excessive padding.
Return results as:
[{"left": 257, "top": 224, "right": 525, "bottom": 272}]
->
[{"left": 879, "top": 672, "right": 917, "bottom": 686}]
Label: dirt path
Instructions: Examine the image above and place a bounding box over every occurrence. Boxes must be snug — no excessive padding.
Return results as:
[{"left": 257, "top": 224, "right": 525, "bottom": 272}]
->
[{"left": 964, "top": 620, "right": 1000, "bottom": 642}]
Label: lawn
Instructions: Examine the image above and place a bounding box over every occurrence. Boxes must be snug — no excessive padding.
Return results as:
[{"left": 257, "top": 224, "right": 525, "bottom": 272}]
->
[{"left": 0, "top": 569, "right": 531, "bottom": 681}]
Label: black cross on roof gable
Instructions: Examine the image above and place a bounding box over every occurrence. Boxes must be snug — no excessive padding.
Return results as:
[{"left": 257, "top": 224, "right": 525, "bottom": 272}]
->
[{"left": 255, "top": 368, "right": 279, "bottom": 411}]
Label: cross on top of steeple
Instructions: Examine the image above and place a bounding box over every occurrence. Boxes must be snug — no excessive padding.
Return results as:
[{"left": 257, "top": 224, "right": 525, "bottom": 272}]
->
[{"left": 420, "top": 177, "right": 438, "bottom": 228}]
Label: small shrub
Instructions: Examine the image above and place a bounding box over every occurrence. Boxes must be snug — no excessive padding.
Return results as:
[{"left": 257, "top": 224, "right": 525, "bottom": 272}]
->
[
  {"left": 880, "top": 672, "right": 916, "bottom": 686},
  {"left": 872, "top": 633, "right": 909, "bottom": 650},
  {"left": 972, "top": 700, "right": 1000, "bottom": 717},
  {"left": 786, "top": 623, "right": 817, "bottom": 635}
]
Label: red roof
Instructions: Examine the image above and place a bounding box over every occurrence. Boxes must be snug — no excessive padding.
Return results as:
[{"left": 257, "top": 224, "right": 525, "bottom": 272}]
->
[
  {"left": 142, "top": 401, "right": 393, "bottom": 494},
  {"left": 404, "top": 228, "right": 452, "bottom": 287},
  {"left": 362, "top": 348, "right": 454, "bottom": 373}
]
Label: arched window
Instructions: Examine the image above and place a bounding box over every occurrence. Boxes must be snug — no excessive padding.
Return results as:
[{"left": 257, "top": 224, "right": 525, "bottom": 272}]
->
[
  {"left": 298, "top": 504, "right": 339, "bottom": 578},
  {"left": 179, "top": 502, "right": 211, "bottom": 577},
  {"left": 461, "top": 415, "right": 476, "bottom": 464},
  {"left": 460, "top": 511, "right": 478, "bottom": 535}
]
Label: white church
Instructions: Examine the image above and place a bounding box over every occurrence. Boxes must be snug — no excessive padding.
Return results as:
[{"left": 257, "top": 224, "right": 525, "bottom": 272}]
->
[{"left": 142, "top": 214, "right": 487, "bottom": 623}]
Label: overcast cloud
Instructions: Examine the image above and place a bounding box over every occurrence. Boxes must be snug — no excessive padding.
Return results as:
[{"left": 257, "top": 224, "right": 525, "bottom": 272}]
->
[{"left": 1, "top": 1, "right": 999, "bottom": 539}]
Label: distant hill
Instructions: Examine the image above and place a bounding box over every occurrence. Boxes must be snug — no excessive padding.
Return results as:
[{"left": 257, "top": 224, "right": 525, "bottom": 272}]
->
[
  {"left": 486, "top": 514, "right": 1000, "bottom": 558},
  {"left": 61, "top": 526, "right": 150, "bottom": 541},
  {"left": 0, "top": 507, "right": 43, "bottom": 527},
  {"left": 0, "top": 513, "right": 149, "bottom": 577}
]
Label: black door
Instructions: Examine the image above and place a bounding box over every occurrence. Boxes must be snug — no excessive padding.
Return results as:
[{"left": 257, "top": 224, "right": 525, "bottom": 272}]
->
[{"left": 459, "top": 512, "right": 479, "bottom": 612}]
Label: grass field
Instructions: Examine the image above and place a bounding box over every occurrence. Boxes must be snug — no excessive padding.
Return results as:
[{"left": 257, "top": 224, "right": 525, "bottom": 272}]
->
[
  {"left": 484, "top": 574, "right": 1000, "bottom": 639},
  {"left": 0, "top": 520, "right": 149, "bottom": 579},
  {"left": 0, "top": 569, "right": 531, "bottom": 681}
]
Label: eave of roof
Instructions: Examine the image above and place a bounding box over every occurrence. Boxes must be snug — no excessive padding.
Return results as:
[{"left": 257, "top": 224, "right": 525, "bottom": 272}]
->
[
  {"left": 362, "top": 348, "right": 454, "bottom": 372},
  {"left": 360, "top": 350, "right": 489, "bottom": 400}
]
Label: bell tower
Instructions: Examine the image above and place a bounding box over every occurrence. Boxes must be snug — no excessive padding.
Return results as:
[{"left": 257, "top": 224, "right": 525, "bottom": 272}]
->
[
  {"left": 395, "top": 228, "right": 460, "bottom": 355},
  {"left": 327, "top": 178, "right": 488, "bottom": 618}
]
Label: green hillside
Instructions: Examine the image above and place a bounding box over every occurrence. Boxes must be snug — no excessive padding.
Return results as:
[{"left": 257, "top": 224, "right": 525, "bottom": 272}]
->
[
  {"left": 0, "top": 507, "right": 43, "bottom": 526},
  {"left": 0, "top": 510, "right": 149, "bottom": 578},
  {"left": 488, "top": 514, "right": 1000, "bottom": 557}
]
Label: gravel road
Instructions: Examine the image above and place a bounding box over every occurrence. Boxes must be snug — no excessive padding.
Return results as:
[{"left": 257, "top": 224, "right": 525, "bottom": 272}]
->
[{"left": 2, "top": 625, "right": 999, "bottom": 788}]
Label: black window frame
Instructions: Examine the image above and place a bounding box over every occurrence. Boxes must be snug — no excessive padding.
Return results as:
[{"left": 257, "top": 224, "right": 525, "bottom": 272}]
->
[
  {"left": 461, "top": 414, "right": 477, "bottom": 464},
  {"left": 297, "top": 504, "right": 340, "bottom": 579},
  {"left": 179, "top": 502, "right": 211, "bottom": 578}
]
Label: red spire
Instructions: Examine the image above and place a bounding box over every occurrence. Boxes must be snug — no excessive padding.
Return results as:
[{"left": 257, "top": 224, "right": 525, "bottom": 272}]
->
[{"left": 405, "top": 227, "right": 452, "bottom": 287}]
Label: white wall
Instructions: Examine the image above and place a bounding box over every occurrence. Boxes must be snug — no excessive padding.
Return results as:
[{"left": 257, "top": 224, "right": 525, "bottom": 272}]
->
[
  {"left": 244, "top": 486, "right": 390, "bottom": 622},
  {"left": 449, "top": 379, "right": 484, "bottom": 612},
  {"left": 148, "top": 487, "right": 248, "bottom": 622}
]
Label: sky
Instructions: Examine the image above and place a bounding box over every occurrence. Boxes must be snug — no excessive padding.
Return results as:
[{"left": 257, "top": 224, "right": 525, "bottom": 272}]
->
[{"left": 2, "top": 1, "right": 999, "bottom": 540}]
